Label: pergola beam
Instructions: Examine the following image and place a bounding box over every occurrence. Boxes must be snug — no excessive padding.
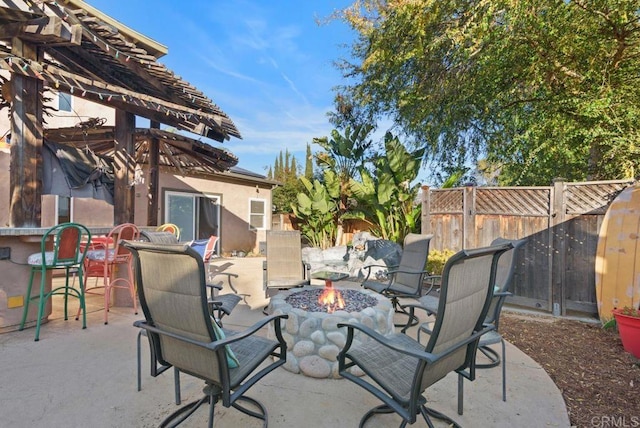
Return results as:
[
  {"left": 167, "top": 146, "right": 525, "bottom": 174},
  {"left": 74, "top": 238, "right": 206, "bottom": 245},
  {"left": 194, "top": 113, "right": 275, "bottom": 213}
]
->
[{"left": 0, "top": 16, "right": 82, "bottom": 45}]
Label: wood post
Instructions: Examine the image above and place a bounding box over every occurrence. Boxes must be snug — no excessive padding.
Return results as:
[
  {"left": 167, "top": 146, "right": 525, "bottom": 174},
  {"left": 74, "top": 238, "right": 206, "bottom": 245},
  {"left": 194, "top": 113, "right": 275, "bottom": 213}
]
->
[
  {"left": 9, "top": 38, "right": 43, "bottom": 227},
  {"left": 421, "top": 185, "right": 431, "bottom": 235},
  {"left": 462, "top": 186, "right": 476, "bottom": 249},
  {"left": 113, "top": 110, "right": 135, "bottom": 225},
  {"left": 551, "top": 178, "right": 567, "bottom": 316},
  {"left": 147, "top": 121, "right": 160, "bottom": 226}
]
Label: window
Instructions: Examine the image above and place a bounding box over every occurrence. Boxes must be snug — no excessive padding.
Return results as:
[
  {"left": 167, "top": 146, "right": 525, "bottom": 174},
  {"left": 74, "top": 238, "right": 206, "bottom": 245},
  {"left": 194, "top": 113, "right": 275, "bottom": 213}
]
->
[
  {"left": 58, "top": 92, "right": 72, "bottom": 112},
  {"left": 249, "top": 198, "right": 266, "bottom": 230}
]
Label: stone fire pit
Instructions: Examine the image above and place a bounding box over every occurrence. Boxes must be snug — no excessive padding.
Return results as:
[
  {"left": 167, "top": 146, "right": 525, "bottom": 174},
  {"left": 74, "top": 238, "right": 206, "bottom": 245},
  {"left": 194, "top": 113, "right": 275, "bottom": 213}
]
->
[{"left": 267, "top": 286, "right": 394, "bottom": 379}]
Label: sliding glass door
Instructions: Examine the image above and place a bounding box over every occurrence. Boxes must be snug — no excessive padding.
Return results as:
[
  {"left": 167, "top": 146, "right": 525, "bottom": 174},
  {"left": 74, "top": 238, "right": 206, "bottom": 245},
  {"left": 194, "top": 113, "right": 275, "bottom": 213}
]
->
[{"left": 164, "top": 191, "right": 220, "bottom": 244}]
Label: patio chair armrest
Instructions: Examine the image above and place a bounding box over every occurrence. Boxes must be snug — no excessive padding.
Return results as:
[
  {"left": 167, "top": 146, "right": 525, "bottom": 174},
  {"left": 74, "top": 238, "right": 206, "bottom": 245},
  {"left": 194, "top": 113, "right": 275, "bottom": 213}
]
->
[
  {"left": 212, "top": 272, "right": 239, "bottom": 279},
  {"left": 338, "top": 321, "right": 439, "bottom": 364},
  {"left": 421, "top": 274, "right": 441, "bottom": 295},
  {"left": 361, "top": 264, "right": 398, "bottom": 281},
  {"left": 206, "top": 282, "right": 223, "bottom": 291},
  {"left": 209, "top": 272, "right": 239, "bottom": 293},
  {"left": 211, "top": 314, "right": 289, "bottom": 348},
  {"left": 339, "top": 321, "right": 494, "bottom": 365},
  {"left": 494, "top": 291, "right": 513, "bottom": 297},
  {"left": 134, "top": 314, "right": 290, "bottom": 352}
]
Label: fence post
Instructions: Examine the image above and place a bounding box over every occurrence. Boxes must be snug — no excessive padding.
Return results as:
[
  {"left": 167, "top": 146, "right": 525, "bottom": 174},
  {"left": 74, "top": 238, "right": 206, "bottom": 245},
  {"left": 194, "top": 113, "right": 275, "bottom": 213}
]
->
[
  {"left": 551, "top": 178, "right": 567, "bottom": 316},
  {"left": 463, "top": 186, "right": 476, "bottom": 249},
  {"left": 421, "top": 185, "right": 431, "bottom": 235}
]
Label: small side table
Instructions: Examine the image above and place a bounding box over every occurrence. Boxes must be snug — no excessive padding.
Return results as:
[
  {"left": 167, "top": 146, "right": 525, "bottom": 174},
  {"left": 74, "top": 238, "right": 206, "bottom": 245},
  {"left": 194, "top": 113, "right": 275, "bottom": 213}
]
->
[{"left": 311, "top": 271, "right": 349, "bottom": 288}]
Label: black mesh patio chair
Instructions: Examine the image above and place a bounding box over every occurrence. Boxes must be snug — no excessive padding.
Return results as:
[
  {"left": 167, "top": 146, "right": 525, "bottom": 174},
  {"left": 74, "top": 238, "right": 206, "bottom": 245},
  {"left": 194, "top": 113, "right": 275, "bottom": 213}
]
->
[
  {"left": 361, "top": 233, "right": 435, "bottom": 326},
  {"left": 124, "top": 241, "right": 288, "bottom": 427},
  {"left": 404, "top": 237, "right": 525, "bottom": 402},
  {"left": 338, "top": 243, "right": 511, "bottom": 427}
]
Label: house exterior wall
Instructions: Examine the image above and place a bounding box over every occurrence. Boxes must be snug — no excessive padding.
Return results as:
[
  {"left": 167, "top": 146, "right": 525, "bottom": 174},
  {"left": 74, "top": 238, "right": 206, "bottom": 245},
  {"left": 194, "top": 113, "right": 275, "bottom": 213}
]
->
[
  {"left": 134, "top": 166, "right": 272, "bottom": 255},
  {"left": 0, "top": 72, "right": 116, "bottom": 133}
]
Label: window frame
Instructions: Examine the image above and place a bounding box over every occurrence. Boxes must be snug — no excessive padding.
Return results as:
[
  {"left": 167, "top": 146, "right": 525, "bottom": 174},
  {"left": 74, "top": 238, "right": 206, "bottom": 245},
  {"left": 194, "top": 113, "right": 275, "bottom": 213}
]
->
[
  {"left": 58, "top": 92, "right": 73, "bottom": 112},
  {"left": 248, "top": 197, "right": 267, "bottom": 230}
]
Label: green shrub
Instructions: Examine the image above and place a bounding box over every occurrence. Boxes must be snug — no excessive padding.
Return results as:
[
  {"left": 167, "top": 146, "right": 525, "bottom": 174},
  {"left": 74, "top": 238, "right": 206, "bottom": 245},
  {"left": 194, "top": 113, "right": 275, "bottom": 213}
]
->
[{"left": 427, "top": 249, "right": 456, "bottom": 275}]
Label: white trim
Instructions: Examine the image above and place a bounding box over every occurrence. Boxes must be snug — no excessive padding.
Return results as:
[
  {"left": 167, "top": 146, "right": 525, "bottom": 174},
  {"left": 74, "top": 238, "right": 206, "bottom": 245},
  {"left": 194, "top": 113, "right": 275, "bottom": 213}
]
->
[{"left": 248, "top": 197, "right": 266, "bottom": 230}]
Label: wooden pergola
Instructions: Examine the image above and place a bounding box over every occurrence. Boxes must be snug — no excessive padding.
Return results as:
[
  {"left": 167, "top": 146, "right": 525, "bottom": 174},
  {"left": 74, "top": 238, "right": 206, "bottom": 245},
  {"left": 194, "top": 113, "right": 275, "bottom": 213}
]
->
[{"left": 0, "top": 0, "right": 241, "bottom": 227}]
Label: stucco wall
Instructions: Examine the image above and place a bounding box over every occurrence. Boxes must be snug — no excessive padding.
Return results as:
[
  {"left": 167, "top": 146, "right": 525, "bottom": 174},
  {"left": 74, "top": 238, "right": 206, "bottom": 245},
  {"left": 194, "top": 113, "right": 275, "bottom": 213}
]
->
[{"left": 134, "top": 167, "right": 272, "bottom": 255}]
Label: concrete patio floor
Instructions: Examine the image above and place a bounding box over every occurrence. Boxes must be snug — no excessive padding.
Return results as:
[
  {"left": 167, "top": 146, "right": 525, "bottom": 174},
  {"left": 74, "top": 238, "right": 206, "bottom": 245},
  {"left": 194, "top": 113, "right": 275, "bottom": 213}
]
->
[{"left": 0, "top": 256, "right": 570, "bottom": 427}]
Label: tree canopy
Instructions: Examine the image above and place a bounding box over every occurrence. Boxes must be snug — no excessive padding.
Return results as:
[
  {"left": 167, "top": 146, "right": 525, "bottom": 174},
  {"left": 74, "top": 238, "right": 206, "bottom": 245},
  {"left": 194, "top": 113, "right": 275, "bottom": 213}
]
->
[{"left": 332, "top": 0, "right": 640, "bottom": 185}]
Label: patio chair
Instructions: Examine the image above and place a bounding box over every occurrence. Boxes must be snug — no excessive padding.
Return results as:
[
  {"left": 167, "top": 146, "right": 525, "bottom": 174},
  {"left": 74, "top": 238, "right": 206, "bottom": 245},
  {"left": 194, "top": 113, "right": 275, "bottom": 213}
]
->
[
  {"left": 135, "top": 233, "right": 240, "bottom": 403},
  {"left": 263, "top": 230, "right": 310, "bottom": 300},
  {"left": 338, "top": 243, "right": 511, "bottom": 427},
  {"left": 123, "top": 241, "right": 288, "bottom": 427},
  {"left": 80, "top": 223, "right": 139, "bottom": 324},
  {"left": 140, "top": 230, "right": 179, "bottom": 244},
  {"left": 361, "top": 233, "right": 434, "bottom": 326},
  {"left": 405, "top": 237, "right": 525, "bottom": 402},
  {"left": 19, "top": 223, "right": 91, "bottom": 341},
  {"left": 156, "top": 223, "right": 180, "bottom": 240}
]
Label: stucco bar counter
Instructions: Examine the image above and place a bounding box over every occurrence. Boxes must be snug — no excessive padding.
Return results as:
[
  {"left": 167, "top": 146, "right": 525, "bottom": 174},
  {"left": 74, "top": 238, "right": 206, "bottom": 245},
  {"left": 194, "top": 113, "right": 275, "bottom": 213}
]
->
[{"left": 0, "top": 227, "right": 114, "bottom": 333}]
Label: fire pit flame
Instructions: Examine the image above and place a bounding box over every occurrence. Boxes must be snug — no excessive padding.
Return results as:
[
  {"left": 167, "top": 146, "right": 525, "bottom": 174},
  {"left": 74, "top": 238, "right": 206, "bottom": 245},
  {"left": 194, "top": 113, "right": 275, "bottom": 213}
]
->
[{"left": 318, "top": 285, "right": 345, "bottom": 313}]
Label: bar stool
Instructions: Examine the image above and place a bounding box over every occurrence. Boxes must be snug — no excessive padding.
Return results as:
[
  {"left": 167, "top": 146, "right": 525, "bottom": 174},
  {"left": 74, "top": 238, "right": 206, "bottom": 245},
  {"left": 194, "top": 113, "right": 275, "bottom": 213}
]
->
[{"left": 19, "top": 223, "right": 91, "bottom": 341}]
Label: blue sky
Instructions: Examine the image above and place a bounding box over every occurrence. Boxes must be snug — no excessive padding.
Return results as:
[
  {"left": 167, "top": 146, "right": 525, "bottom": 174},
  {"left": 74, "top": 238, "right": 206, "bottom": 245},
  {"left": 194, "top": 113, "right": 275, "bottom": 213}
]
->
[{"left": 87, "top": 0, "right": 356, "bottom": 176}]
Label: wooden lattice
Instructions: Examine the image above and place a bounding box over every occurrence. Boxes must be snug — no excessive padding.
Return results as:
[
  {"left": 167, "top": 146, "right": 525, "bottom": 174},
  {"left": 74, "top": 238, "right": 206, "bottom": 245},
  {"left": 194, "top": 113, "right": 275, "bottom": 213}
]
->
[
  {"left": 430, "top": 189, "right": 463, "bottom": 213},
  {"left": 475, "top": 188, "right": 551, "bottom": 216},
  {"left": 565, "top": 180, "right": 635, "bottom": 215}
]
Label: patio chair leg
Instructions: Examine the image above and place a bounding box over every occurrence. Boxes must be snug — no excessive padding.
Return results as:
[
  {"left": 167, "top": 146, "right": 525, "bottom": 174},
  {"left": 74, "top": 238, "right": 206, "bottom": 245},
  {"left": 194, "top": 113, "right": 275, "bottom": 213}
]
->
[
  {"left": 392, "top": 298, "right": 419, "bottom": 328},
  {"left": 137, "top": 330, "right": 142, "bottom": 392},
  {"left": 501, "top": 338, "right": 507, "bottom": 402},
  {"left": 424, "top": 406, "right": 462, "bottom": 428},
  {"left": 231, "top": 396, "right": 268, "bottom": 425},
  {"left": 457, "top": 373, "right": 464, "bottom": 415},
  {"left": 173, "top": 368, "right": 181, "bottom": 405}
]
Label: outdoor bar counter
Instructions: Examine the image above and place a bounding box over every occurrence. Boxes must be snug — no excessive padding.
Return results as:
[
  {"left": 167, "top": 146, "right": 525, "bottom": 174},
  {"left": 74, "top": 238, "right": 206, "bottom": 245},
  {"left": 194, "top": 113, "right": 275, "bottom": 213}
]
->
[{"left": 0, "top": 226, "right": 114, "bottom": 333}]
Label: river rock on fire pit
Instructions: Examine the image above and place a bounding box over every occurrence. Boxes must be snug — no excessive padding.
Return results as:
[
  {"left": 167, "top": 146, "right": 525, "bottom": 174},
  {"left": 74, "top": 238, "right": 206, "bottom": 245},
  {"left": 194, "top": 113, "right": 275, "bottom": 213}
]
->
[
  {"left": 267, "top": 286, "right": 394, "bottom": 379},
  {"left": 300, "top": 355, "right": 332, "bottom": 378}
]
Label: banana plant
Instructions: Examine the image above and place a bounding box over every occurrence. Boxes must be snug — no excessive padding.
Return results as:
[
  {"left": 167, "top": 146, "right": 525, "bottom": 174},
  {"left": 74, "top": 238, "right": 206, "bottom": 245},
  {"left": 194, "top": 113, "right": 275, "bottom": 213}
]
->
[
  {"left": 313, "top": 125, "right": 373, "bottom": 245},
  {"left": 350, "top": 132, "right": 425, "bottom": 243},
  {"left": 292, "top": 175, "right": 338, "bottom": 249}
]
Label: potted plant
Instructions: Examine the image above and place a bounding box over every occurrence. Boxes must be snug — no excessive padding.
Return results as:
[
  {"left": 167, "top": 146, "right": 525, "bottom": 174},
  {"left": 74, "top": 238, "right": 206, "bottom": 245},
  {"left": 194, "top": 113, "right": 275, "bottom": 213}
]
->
[{"left": 612, "top": 306, "right": 640, "bottom": 359}]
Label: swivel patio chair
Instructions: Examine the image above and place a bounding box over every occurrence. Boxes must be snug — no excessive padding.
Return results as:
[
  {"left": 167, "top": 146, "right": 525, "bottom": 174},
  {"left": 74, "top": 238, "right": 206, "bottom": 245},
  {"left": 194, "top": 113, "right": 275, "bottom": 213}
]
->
[
  {"left": 338, "top": 243, "right": 511, "bottom": 427},
  {"left": 361, "top": 233, "right": 434, "bottom": 326},
  {"left": 80, "top": 223, "right": 139, "bottom": 324},
  {"left": 136, "top": 233, "right": 240, "bottom": 404},
  {"left": 19, "top": 222, "right": 91, "bottom": 341},
  {"left": 124, "top": 241, "right": 288, "bottom": 427},
  {"left": 263, "top": 230, "right": 310, "bottom": 300},
  {"left": 405, "top": 237, "right": 525, "bottom": 402}
]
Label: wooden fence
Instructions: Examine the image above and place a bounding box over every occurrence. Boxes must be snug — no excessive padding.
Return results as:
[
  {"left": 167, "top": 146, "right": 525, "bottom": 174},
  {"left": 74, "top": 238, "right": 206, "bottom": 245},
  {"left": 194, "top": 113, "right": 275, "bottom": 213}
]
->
[{"left": 421, "top": 179, "right": 637, "bottom": 316}]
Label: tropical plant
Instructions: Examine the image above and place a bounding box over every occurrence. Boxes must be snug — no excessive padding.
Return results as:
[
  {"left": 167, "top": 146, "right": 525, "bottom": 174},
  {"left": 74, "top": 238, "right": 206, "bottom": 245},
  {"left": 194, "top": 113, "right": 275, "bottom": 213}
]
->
[
  {"left": 313, "top": 125, "right": 374, "bottom": 245},
  {"left": 291, "top": 175, "right": 338, "bottom": 249},
  {"left": 350, "top": 132, "right": 425, "bottom": 243}
]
